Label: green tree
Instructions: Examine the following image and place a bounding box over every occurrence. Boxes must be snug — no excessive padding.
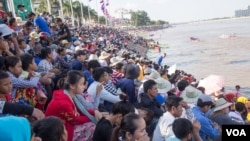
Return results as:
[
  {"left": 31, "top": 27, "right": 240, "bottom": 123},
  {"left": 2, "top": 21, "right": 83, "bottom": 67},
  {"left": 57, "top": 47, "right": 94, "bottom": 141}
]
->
[
  {"left": 130, "top": 10, "right": 150, "bottom": 26},
  {"left": 62, "top": 0, "right": 71, "bottom": 17},
  {"left": 99, "top": 16, "right": 106, "bottom": 25},
  {"left": 155, "top": 20, "right": 168, "bottom": 25},
  {"left": 35, "top": 0, "right": 48, "bottom": 14}
]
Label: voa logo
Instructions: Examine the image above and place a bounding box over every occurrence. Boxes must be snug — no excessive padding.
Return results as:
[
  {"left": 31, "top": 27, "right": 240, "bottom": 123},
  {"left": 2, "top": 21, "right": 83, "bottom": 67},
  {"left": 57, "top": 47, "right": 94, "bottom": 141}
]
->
[{"left": 226, "top": 129, "right": 246, "bottom": 136}]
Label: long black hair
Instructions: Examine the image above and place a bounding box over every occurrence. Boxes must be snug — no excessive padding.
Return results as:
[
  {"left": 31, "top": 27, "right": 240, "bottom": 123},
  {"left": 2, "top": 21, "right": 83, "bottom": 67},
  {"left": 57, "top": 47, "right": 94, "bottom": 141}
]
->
[
  {"left": 110, "top": 113, "right": 142, "bottom": 141},
  {"left": 56, "top": 70, "right": 85, "bottom": 90}
]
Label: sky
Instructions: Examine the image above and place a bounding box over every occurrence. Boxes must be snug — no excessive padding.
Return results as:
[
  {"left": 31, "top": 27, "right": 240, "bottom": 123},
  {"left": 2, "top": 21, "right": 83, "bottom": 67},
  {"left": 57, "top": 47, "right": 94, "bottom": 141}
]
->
[{"left": 83, "top": 0, "right": 250, "bottom": 23}]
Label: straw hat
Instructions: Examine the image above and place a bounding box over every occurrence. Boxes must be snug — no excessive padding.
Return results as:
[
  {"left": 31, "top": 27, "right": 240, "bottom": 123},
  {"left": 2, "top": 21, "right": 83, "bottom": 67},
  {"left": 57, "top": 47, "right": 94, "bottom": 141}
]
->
[
  {"left": 16, "top": 17, "right": 26, "bottom": 26},
  {"left": 61, "top": 40, "right": 69, "bottom": 45},
  {"left": 155, "top": 77, "right": 171, "bottom": 94},
  {"left": 29, "top": 31, "right": 40, "bottom": 39},
  {"left": 99, "top": 51, "right": 110, "bottom": 60},
  {"left": 144, "top": 70, "right": 160, "bottom": 80},
  {"left": 110, "top": 57, "right": 122, "bottom": 66},
  {"left": 213, "top": 98, "right": 232, "bottom": 112},
  {"left": 116, "top": 56, "right": 125, "bottom": 61},
  {"left": 87, "top": 54, "right": 99, "bottom": 61},
  {"left": 144, "top": 68, "right": 152, "bottom": 75},
  {"left": 181, "top": 86, "right": 201, "bottom": 103}
]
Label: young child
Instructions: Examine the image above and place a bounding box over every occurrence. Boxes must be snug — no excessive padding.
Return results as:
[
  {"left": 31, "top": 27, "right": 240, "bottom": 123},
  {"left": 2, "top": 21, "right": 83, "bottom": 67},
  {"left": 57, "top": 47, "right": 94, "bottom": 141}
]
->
[
  {"left": 0, "top": 71, "right": 12, "bottom": 102},
  {"left": 5, "top": 56, "right": 40, "bottom": 101},
  {"left": 235, "top": 85, "right": 241, "bottom": 97},
  {"left": 20, "top": 53, "right": 53, "bottom": 110},
  {"left": 17, "top": 39, "right": 27, "bottom": 55}
]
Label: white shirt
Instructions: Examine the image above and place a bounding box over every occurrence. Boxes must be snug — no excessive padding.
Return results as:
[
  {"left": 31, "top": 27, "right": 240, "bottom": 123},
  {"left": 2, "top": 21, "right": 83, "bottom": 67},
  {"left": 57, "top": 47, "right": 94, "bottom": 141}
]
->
[
  {"left": 87, "top": 81, "right": 120, "bottom": 105},
  {"left": 152, "top": 112, "right": 175, "bottom": 141},
  {"left": 98, "top": 59, "right": 108, "bottom": 67},
  {"left": 228, "top": 111, "right": 245, "bottom": 124}
]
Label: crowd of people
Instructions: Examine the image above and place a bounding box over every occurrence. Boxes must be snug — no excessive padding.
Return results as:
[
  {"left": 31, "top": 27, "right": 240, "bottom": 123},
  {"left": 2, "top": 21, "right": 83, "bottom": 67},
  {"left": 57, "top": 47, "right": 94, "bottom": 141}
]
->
[{"left": 0, "top": 7, "right": 250, "bottom": 141}]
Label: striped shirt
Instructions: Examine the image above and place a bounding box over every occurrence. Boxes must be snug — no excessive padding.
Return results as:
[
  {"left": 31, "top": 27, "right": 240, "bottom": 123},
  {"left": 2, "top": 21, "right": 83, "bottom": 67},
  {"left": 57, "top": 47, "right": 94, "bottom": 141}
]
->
[{"left": 111, "top": 70, "right": 124, "bottom": 86}]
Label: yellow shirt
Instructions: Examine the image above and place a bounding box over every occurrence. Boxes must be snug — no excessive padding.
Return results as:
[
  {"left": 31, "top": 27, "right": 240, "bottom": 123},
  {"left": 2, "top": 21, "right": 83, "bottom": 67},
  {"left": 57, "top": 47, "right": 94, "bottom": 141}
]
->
[
  {"left": 247, "top": 113, "right": 250, "bottom": 121},
  {"left": 137, "top": 64, "right": 144, "bottom": 81}
]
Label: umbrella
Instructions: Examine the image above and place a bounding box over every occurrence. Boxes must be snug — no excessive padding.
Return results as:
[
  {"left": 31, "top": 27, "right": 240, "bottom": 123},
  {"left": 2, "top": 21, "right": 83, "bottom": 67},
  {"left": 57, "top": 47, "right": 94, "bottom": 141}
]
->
[{"left": 197, "top": 75, "right": 224, "bottom": 95}]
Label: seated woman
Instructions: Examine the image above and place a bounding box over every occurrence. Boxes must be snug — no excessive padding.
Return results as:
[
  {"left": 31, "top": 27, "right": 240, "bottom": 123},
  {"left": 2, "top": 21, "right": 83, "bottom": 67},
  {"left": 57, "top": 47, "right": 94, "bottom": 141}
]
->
[
  {"left": 110, "top": 113, "right": 150, "bottom": 141},
  {"left": 54, "top": 46, "right": 70, "bottom": 72},
  {"left": 45, "top": 70, "right": 103, "bottom": 141},
  {"left": 37, "top": 47, "right": 60, "bottom": 74}
]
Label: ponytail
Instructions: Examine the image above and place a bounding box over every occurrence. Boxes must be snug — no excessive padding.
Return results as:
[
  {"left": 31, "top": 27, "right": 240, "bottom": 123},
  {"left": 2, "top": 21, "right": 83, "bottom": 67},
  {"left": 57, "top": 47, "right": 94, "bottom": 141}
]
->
[{"left": 56, "top": 77, "right": 66, "bottom": 90}]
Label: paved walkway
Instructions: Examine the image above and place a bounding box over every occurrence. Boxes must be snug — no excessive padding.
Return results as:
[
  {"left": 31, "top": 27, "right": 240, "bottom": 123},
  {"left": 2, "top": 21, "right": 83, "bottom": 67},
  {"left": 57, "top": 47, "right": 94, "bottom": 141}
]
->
[{"left": 127, "top": 41, "right": 148, "bottom": 57}]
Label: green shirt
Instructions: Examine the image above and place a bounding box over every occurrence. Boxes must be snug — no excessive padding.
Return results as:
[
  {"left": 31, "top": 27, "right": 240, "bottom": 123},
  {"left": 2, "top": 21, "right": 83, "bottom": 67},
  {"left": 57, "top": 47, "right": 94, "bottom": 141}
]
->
[{"left": 17, "top": 10, "right": 26, "bottom": 20}]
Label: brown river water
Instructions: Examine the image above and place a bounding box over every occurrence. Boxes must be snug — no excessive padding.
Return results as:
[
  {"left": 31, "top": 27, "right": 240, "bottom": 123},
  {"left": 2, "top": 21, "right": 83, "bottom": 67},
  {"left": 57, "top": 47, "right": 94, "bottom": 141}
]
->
[{"left": 147, "top": 18, "right": 250, "bottom": 96}]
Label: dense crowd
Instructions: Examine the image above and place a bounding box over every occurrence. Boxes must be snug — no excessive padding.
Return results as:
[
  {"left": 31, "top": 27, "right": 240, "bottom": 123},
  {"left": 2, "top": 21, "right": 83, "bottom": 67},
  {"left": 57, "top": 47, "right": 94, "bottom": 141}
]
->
[{"left": 0, "top": 7, "right": 249, "bottom": 141}]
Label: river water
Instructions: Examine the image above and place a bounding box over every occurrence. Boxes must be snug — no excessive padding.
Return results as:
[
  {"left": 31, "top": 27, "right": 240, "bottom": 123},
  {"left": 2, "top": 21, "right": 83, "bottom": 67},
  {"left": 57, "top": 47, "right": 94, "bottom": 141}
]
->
[{"left": 147, "top": 18, "right": 250, "bottom": 95}]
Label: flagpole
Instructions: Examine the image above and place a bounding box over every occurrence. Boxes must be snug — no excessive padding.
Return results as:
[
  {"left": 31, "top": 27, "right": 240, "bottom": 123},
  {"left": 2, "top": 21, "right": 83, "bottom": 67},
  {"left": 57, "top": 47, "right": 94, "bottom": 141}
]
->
[
  {"left": 70, "top": 0, "right": 74, "bottom": 26},
  {"left": 96, "top": 0, "right": 99, "bottom": 24},
  {"left": 88, "top": 0, "right": 91, "bottom": 24},
  {"left": 80, "top": 0, "right": 84, "bottom": 25},
  {"left": 59, "top": 0, "right": 64, "bottom": 19},
  {"left": 104, "top": 0, "right": 107, "bottom": 26},
  {"left": 47, "top": 0, "right": 51, "bottom": 14}
]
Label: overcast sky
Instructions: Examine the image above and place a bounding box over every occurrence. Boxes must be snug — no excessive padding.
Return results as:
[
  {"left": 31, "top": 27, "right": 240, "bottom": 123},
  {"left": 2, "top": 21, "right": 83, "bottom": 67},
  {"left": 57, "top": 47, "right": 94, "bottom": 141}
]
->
[{"left": 82, "top": 0, "right": 250, "bottom": 23}]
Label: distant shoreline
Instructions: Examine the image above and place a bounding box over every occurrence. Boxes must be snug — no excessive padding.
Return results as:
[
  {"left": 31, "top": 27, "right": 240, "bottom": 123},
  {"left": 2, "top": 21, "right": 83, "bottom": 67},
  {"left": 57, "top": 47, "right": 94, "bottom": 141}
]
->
[{"left": 171, "top": 16, "right": 250, "bottom": 25}]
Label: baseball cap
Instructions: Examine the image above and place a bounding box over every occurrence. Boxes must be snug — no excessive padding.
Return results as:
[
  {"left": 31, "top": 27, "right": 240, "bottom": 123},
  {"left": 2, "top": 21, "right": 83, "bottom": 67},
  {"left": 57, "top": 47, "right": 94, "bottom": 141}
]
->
[
  {"left": 17, "top": 4, "right": 25, "bottom": 8},
  {"left": 198, "top": 94, "right": 213, "bottom": 103}
]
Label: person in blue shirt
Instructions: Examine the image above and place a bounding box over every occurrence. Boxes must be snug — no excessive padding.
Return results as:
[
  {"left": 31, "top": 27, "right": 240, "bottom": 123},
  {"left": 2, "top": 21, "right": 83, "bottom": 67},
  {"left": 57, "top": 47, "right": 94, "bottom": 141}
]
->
[
  {"left": 116, "top": 64, "right": 139, "bottom": 104},
  {"left": 70, "top": 50, "right": 87, "bottom": 71},
  {"left": 192, "top": 95, "right": 221, "bottom": 141},
  {"left": 83, "top": 60, "right": 101, "bottom": 88},
  {"left": 28, "top": 12, "right": 51, "bottom": 35},
  {"left": 155, "top": 53, "right": 166, "bottom": 66}
]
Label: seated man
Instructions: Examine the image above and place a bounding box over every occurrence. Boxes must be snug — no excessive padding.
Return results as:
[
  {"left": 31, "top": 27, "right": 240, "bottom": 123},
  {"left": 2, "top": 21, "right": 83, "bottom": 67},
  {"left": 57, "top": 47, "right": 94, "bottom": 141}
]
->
[
  {"left": 139, "top": 79, "right": 163, "bottom": 119},
  {"left": 192, "top": 95, "right": 221, "bottom": 141},
  {"left": 152, "top": 95, "right": 192, "bottom": 141}
]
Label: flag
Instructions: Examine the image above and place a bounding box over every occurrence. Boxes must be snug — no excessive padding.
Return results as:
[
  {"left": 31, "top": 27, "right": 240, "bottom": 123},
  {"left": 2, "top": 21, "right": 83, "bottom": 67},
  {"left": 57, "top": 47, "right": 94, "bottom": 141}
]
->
[
  {"left": 106, "top": 0, "right": 109, "bottom": 6},
  {"left": 101, "top": 3, "right": 105, "bottom": 11}
]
